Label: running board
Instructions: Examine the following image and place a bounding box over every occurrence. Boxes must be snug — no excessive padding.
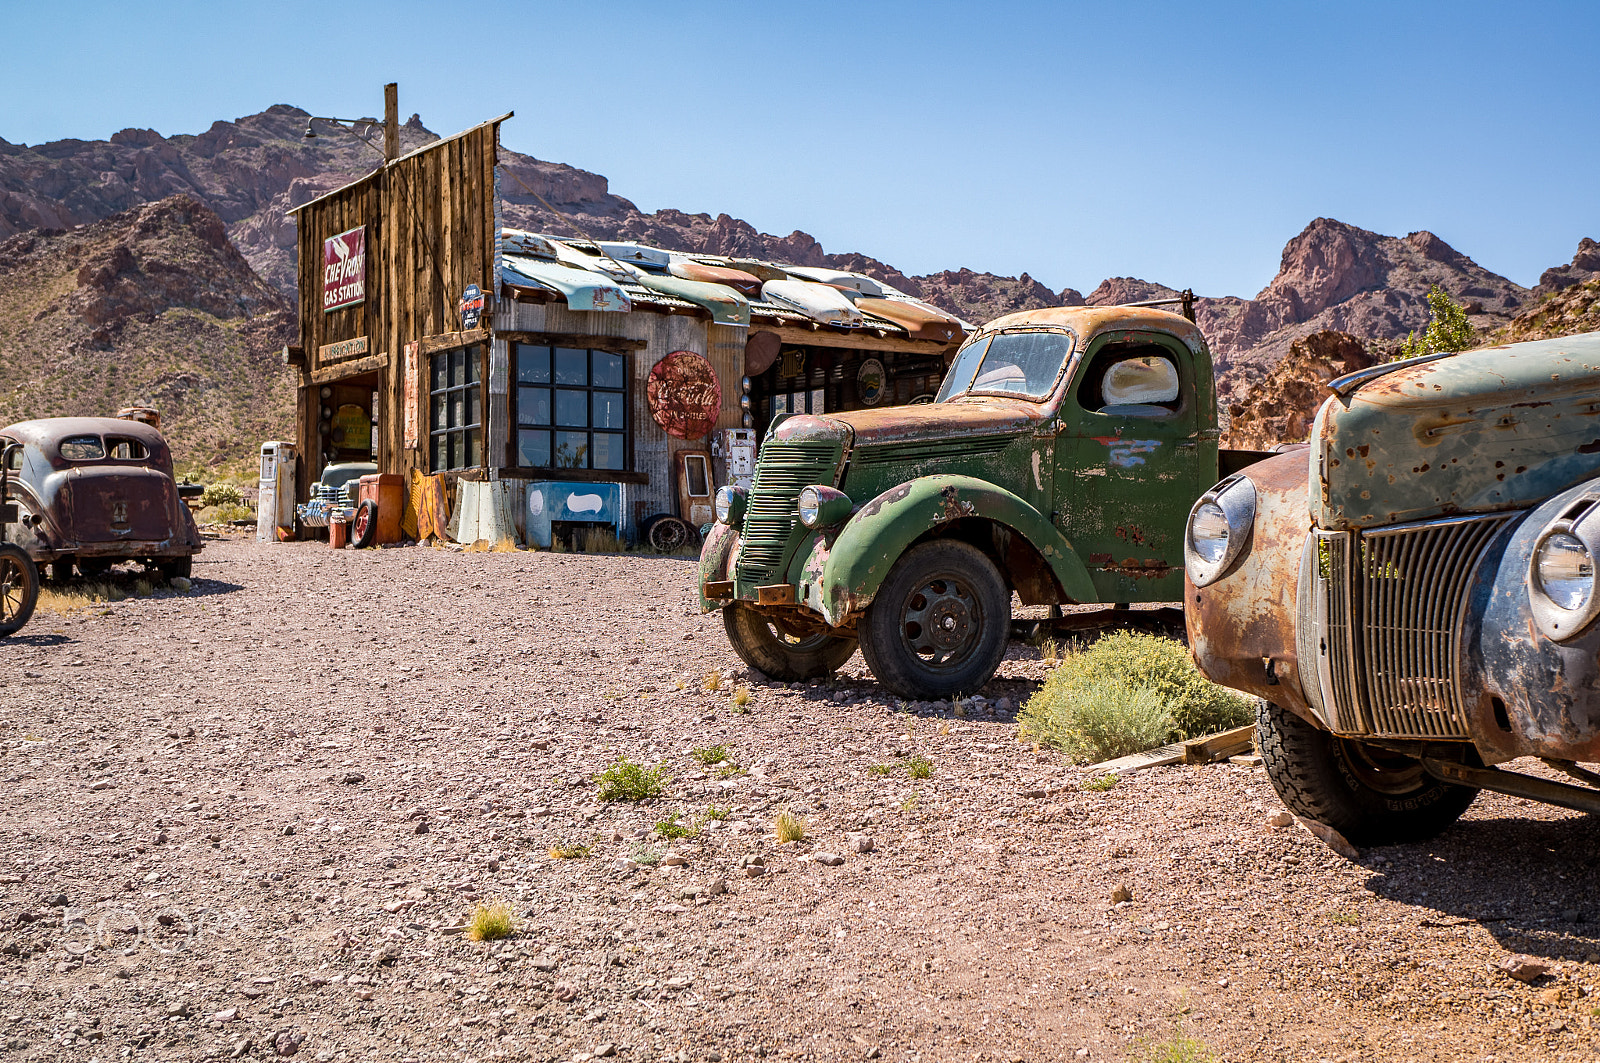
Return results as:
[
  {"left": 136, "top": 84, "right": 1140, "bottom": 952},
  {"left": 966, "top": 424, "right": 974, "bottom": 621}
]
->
[{"left": 1422, "top": 758, "right": 1600, "bottom": 816}]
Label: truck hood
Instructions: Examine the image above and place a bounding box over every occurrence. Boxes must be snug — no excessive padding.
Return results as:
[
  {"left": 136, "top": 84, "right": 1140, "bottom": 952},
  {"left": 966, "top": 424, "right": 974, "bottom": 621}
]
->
[
  {"left": 771, "top": 397, "right": 1044, "bottom": 449},
  {"left": 1317, "top": 331, "right": 1600, "bottom": 529}
]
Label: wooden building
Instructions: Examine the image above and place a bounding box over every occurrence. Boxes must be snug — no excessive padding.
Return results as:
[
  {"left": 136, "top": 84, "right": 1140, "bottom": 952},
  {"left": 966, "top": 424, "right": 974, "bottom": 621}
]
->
[{"left": 287, "top": 113, "right": 967, "bottom": 544}]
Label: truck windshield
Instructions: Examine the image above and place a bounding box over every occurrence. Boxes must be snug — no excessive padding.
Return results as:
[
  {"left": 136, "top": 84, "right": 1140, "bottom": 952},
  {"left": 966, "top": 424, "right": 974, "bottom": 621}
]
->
[{"left": 936, "top": 331, "right": 1073, "bottom": 402}]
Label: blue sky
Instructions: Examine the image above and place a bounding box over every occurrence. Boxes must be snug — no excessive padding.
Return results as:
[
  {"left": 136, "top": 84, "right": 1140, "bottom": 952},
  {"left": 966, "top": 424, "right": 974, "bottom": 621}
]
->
[{"left": 4, "top": 0, "right": 1597, "bottom": 296}]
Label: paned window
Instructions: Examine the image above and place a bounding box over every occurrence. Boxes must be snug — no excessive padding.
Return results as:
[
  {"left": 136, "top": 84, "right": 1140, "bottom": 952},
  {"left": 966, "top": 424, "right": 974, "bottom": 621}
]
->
[
  {"left": 430, "top": 345, "right": 483, "bottom": 472},
  {"left": 514, "top": 344, "right": 628, "bottom": 471}
]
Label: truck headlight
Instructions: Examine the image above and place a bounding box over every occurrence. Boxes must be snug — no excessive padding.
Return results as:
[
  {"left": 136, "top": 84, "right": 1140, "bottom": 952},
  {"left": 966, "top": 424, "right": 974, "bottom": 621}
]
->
[
  {"left": 797, "top": 485, "right": 852, "bottom": 529},
  {"left": 1530, "top": 500, "right": 1600, "bottom": 640},
  {"left": 1185, "top": 474, "right": 1257, "bottom": 587},
  {"left": 714, "top": 485, "right": 746, "bottom": 526}
]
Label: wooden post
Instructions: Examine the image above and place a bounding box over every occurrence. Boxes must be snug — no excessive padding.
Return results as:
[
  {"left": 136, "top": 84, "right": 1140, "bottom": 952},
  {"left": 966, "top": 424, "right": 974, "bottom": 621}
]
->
[{"left": 384, "top": 82, "right": 399, "bottom": 163}]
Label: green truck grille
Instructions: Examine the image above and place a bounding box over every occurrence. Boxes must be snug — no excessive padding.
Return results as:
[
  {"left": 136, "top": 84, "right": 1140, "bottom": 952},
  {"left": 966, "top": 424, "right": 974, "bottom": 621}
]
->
[{"left": 734, "top": 441, "right": 841, "bottom": 590}]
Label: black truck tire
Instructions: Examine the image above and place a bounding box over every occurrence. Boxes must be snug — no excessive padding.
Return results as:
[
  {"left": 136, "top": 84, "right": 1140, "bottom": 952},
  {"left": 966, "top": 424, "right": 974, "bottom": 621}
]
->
[
  {"left": 158, "top": 556, "right": 193, "bottom": 580},
  {"left": 1257, "top": 700, "right": 1478, "bottom": 846},
  {"left": 0, "top": 543, "right": 40, "bottom": 635},
  {"left": 859, "top": 539, "right": 1010, "bottom": 700},
  {"left": 722, "top": 602, "right": 857, "bottom": 681}
]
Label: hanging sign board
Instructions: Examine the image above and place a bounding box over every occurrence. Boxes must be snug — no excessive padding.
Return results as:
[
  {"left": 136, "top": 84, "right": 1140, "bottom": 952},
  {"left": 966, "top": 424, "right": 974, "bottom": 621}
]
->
[
  {"left": 459, "top": 283, "right": 485, "bottom": 330},
  {"left": 648, "top": 350, "right": 722, "bottom": 440},
  {"left": 403, "top": 342, "right": 420, "bottom": 450},
  {"left": 322, "top": 225, "right": 367, "bottom": 312}
]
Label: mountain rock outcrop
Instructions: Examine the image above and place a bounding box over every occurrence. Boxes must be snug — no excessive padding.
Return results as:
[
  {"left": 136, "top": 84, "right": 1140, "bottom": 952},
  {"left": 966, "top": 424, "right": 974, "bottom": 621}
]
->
[
  {"left": 0, "top": 195, "right": 295, "bottom": 469},
  {"left": 1535, "top": 237, "right": 1600, "bottom": 297},
  {"left": 1222, "top": 330, "right": 1375, "bottom": 451}
]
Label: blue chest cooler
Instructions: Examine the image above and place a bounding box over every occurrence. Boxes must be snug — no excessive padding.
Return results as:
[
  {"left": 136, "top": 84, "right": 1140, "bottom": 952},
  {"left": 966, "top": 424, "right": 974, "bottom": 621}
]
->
[{"left": 525, "top": 481, "right": 623, "bottom": 549}]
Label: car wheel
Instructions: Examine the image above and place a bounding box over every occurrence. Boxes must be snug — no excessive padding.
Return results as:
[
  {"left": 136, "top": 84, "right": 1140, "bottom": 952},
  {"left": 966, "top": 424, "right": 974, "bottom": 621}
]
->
[
  {"left": 858, "top": 539, "right": 1010, "bottom": 700},
  {"left": 351, "top": 500, "right": 379, "bottom": 549},
  {"left": 158, "top": 556, "right": 193, "bottom": 580},
  {"left": 646, "top": 515, "right": 696, "bottom": 553},
  {"left": 722, "top": 602, "right": 858, "bottom": 681},
  {"left": 1257, "top": 700, "right": 1478, "bottom": 846},
  {"left": 0, "top": 543, "right": 40, "bottom": 635}
]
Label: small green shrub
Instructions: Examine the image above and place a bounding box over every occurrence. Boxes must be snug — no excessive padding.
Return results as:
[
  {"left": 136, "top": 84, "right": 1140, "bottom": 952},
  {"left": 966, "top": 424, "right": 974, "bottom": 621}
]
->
[
  {"left": 1129, "top": 1028, "right": 1217, "bottom": 1063},
  {"left": 595, "top": 757, "right": 667, "bottom": 802},
  {"left": 655, "top": 810, "right": 697, "bottom": 840},
  {"left": 1083, "top": 774, "right": 1119, "bottom": 792},
  {"left": 200, "top": 482, "right": 243, "bottom": 508},
  {"left": 465, "top": 901, "right": 516, "bottom": 942},
  {"left": 1398, "top": 284, "right": 1476, "bottom": 360},
  {"left": 868, "top": 763, "right": 896, "bottom": 777},
  {"left": 905, "top": 755, "right": 932, "bottom": 780},
  {"left": 1019, "top": 632, "right": 1252, "bottom": 760},
  {"left": 548, "top": 840, "right": 592, "bottom": 859},
  {"left": 691, "top": 744, "right": 729, "bottom": 765}
]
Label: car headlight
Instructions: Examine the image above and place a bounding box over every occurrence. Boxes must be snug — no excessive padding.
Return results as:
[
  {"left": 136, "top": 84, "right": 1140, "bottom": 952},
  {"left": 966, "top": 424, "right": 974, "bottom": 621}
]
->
[
  {"left": 714, "top": 485, "right": 746, "bottom": 526},
  {"left": 1530, "top": 501, "right": 1600, "bottom": 640},
  {"left": 1185, "top": 473, "right": 1257, "bottom": 587},
  {"left": 796, "top": 485, "right": 852, "bottom": 529}
]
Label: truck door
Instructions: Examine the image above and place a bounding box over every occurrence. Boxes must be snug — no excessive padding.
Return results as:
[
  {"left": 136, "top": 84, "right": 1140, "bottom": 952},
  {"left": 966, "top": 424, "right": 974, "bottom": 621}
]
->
[{"left": 1055, "top": 332, "right": 1202, "bottom": 602}]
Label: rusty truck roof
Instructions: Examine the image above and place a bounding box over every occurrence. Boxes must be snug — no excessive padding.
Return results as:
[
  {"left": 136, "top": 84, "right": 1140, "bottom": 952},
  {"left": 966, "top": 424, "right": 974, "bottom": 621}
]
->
[{"left": 969, "top": 305, "right": 1207, "bottom": 352}]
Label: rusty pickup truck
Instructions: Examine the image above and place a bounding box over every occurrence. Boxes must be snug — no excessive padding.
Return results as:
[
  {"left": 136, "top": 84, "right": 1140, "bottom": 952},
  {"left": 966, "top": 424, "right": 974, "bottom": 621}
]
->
[
  {"left": 1186, "top": 330, "right": 1600, "bottom": 844},
  {"left": 0, "top": 417, "right": 203, "bottom": 580},
  {"left": 699, "top": 304, "right": 1274, "bottom": 699}
]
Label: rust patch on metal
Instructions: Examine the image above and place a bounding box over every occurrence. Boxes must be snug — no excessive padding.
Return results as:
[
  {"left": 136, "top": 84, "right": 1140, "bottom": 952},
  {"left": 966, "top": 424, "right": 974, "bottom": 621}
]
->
[{"left": 938, "top": 484, "right": 976, "bottom": 523}]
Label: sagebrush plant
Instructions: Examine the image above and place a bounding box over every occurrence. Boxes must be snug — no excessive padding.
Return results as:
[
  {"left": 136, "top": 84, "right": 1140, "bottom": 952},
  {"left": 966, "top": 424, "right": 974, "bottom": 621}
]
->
[
  {"left": 1398, "top": 284, "right": 1476, "bottom": 361},
  {"left": 199, "top": 482, "right": 243, "bottom": 508},
  {"left": 595, "top": 757, "right": 667, "bottom": 802},
  {"left": 1019, "top": 632, "right": 1253, "bottom": 760},
  {"left": 774, "top": 810, "right": 807, "bottom": 843},
  {"left": 465, "top": 901, "right": 516, "bottom": 942}
]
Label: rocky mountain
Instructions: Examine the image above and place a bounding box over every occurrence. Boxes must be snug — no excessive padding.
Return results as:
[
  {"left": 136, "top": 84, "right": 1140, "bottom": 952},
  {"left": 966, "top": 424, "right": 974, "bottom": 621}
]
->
[
  {"left": 1221, "top": 330, "right": 1374, "bottom": 451},
  {"left": 2, "top": 104, "right": 1594, "bottom": 468},
  {"left": 0, "top": 195, "right": 294, "bottom": 471},
  {"left": 1495, "top": 274, "right": 1600, "bottom": 345}
]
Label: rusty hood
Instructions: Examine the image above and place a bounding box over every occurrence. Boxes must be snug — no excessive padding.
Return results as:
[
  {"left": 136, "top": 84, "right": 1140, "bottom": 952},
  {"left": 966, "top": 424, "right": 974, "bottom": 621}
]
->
[
  {"left": 773, "top": 398, "right": 1044, "bottom": 449},
  {"left": 1316, "top": 330, "right": 1600, "bottom": 529}
]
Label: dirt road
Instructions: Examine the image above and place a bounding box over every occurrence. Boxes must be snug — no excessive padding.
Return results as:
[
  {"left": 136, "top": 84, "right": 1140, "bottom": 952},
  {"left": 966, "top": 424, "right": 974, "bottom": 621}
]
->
[{"left": 3, "top": 536, "right": 1598, "bottom": 1062}]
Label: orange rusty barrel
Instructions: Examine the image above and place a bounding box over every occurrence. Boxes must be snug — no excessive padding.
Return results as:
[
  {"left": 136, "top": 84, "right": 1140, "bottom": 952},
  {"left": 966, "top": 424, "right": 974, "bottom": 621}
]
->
[
  {"left": 329, "top": 514, "right": 349, "bottom": 549},
  {"left": 357, "top": 474, "right": 405, "bottom": 545}
]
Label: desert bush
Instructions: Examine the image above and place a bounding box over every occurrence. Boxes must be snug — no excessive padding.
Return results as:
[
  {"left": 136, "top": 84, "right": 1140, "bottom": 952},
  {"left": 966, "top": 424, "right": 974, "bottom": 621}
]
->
[
  {"left": 1398, "top": 284, "right": 1476, "bottom": 360},
  {"left": 595, "top": 757, "right": 667, "bottom": 802},
  {"left": 465, "top": 901, "right": 516, "bottom": 942},
  {"left": 200, "top": 482, "right": 243, "bottom": 508},
  {"left": 1019, "top": 632, "right": 1252, "bottom": 760}
]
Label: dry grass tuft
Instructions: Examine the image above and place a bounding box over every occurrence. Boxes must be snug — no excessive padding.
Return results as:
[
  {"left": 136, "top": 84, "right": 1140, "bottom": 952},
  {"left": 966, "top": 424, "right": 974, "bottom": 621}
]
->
[
  {"left": 547, "top": 841, "right": 592, "bottom": 859},
  {"left": 705, "top": 668, "right": 725, "bottom": 693},
  {"left": 730, "top": 685, "right": 751, "bottom": 708},
  {"left": 465, "top": 900, "right": 516, "bottom": 942},
  {"left": 774, "top": 810, "right": 807, "bottom": 843}
]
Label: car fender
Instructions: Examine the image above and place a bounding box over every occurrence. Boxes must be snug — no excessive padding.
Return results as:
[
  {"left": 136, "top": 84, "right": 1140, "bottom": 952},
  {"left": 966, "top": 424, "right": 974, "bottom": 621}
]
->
[
  {"left": 697, "top": 520, "right": 739, "bottom": 613},
  {"left": 814, "top": 474, "right": 1096, "bottom": 624}
]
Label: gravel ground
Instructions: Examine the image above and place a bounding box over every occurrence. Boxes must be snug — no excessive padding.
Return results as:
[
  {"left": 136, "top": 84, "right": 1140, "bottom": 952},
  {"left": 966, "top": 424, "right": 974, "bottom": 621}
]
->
[{"left": 4, "top": 534, "right": 1600, "bottom": 1063}]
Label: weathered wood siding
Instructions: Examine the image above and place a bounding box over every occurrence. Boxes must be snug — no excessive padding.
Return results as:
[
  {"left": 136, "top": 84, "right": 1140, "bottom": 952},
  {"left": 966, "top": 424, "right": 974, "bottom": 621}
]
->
[{"left": 292, "top": 119, "right": 503, "bottom": 496}]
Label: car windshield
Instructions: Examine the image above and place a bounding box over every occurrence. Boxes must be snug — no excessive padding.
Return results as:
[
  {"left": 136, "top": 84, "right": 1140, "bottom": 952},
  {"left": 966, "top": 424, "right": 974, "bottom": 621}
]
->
[{"left": 936, "top": 330, "right": 1074, "bottom": 402}]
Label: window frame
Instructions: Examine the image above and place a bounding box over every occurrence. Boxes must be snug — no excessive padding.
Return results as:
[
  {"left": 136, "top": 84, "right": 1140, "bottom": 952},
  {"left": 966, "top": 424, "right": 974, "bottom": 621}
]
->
[
  {"left": 428, "top": 344, "right": 485, "bottom": 473},
  {"left": 511, "top": 342, "right": 631, "bottom": 475}
]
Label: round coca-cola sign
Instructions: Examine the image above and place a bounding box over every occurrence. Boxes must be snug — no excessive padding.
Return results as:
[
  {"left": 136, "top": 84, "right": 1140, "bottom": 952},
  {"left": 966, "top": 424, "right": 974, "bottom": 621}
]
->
[{"left": 648, "top": 350, "right": 722, "bottom": 440}]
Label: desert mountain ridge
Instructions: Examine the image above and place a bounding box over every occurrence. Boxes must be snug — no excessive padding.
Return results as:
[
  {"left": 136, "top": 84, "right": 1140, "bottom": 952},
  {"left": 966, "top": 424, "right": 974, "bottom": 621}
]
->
[{"left": 3, "top": 104, "right": 1598, "bottom": 465}]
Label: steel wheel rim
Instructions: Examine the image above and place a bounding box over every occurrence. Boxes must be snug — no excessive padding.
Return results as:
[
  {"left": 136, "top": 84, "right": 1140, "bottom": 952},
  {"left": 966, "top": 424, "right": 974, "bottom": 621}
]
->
[
  {"left": 898, "top": 571, "right": 982, "bottom": 668},
  {"left": 353, "top": 508, "right": 371, "bottom": 541},
  {"left": 759, "top": 613, "right": 834, "bottom": 652},
  {"left": 652, "top": 520, "right": 688, "bottom": 551},
  {"left": 0, "top": 558, "right": 24, "bottom": 622},
  {"left": 1338, "top": 738, "right": 1427, "bottom": 794}
]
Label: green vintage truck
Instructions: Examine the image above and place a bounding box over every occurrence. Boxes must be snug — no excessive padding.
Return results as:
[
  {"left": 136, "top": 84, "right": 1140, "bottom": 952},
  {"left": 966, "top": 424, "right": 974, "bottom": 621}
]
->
[{"left": 698, "top": 304, "right": 1273, "bottom": 698}]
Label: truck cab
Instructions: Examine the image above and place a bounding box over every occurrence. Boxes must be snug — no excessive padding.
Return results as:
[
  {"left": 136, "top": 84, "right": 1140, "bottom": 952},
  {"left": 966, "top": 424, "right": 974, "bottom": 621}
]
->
[{"left": 699, "top": 305, "right": 1269, "bottom": 699}]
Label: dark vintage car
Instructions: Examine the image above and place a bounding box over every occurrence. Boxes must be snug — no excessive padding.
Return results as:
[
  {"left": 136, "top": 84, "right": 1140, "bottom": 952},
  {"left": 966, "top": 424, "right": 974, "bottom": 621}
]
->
[{"left": 0, "top": 417, "right": 203, "bottom": 579}]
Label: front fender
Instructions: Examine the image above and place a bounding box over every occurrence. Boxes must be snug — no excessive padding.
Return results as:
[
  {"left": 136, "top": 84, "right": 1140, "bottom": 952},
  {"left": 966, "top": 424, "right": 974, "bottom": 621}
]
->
[
  {"left": 813, "top": 474, "right": 1096, "bottom": 624},
  {"left": 697, "top": 521, "right": 739, "bottom": 613}
]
